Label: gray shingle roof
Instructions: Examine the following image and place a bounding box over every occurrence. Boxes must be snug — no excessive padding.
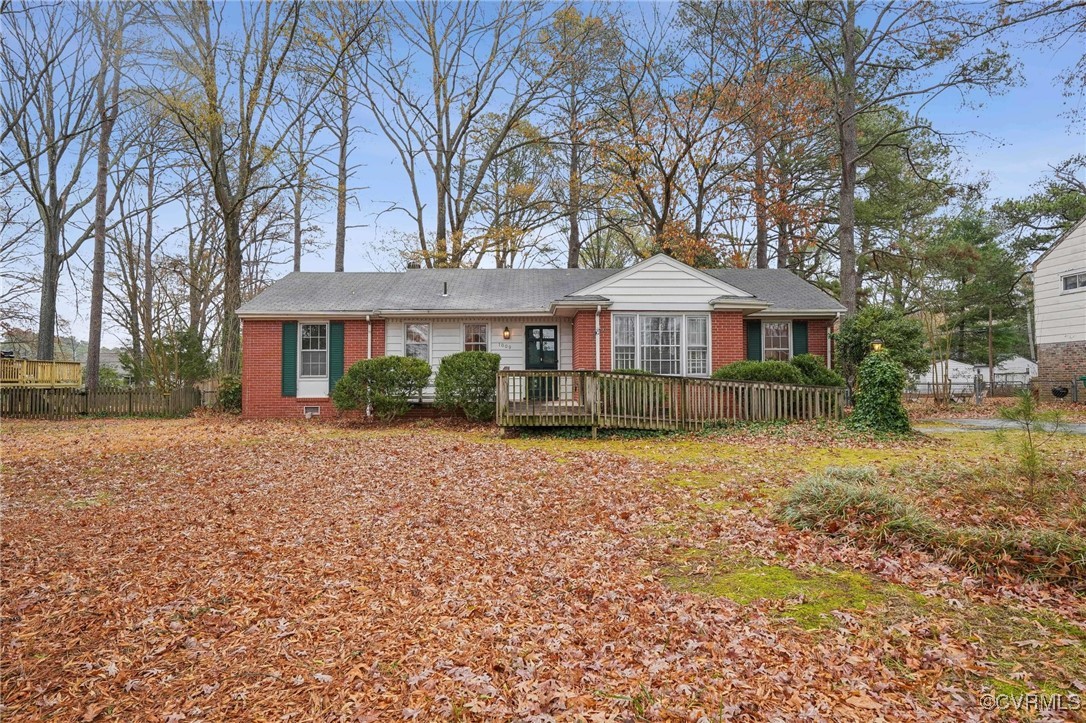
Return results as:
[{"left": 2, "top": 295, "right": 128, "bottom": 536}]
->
[
  {"left": 237, "top": 264, "right": 844, "bottom": 316},
  {"left": 704, "top": 268, "right": 845, "bottom": 313}
]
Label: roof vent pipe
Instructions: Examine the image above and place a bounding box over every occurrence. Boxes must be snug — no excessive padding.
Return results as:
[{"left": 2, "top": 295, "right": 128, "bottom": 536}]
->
[{"left": 442, "top": 281, "right": 448, "bottom": 297}]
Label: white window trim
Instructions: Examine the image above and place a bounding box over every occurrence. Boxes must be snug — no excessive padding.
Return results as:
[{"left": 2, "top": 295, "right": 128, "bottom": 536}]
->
[
  {"left": 404, "top": 322, "right": 432, "bottom": 364},
  {"left": 298, "top": 321, "right": 329, "bottom": 379},
  {"left": 610, "top": 313, "right": 711, "bottom": 377},
  {"left": 762, "top": 320, "right": 792, "bottom": 361},
  {"left": 462, "top": 321, "right": 489, "bottom": 352},
  {"left": 1060, "top": 269, "right": 1086, "bottom": 294}
]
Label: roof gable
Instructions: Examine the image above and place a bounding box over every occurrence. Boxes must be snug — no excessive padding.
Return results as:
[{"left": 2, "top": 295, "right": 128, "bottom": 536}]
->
[
  {"left": 1032, "top": 213, "right": 1086, "bottom": 271},
  {"left": 570, "top": 255, "right": 752, "bottom": 306}
]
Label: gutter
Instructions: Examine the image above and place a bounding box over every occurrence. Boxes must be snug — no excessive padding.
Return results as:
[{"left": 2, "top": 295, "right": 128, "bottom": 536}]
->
[{"left": 594, "top": 305, "right": 601, "bottom": 371}]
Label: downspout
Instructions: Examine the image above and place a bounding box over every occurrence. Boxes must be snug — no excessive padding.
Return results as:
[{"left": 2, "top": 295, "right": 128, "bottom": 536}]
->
[
  {"left": 366, "top": 314, "right": 372, "bottom": 359},
  {"left": 594, "top": 305, "right": 601, "bottom": 371}
]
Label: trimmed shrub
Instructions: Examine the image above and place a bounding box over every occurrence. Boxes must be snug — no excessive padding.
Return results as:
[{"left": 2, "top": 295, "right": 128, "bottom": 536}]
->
[
  {"left": 712, "top": 360, "right": 806, "bottom": 385},
  {"left": 332, "top": 356, "right": 431, "bottom": 421},
  {"left": 218, "top": 375, "right": 242, "bottom": 413},
  {"left": 847, "top": 351, "right": 910, "bottom": 434},
  {"left": 434, "top": 351, "right": 502, "bottom": 421},
  {"left": 790, "top": 354, "right": 845, "bottom": 387}
]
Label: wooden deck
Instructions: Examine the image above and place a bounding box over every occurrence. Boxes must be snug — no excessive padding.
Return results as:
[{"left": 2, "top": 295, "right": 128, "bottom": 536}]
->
[
  {"left": 496, "top": 370, "right": 845, "bottom": 431},
  {"left": 1, "top": 358, "right": 82, "bottom": 387}
]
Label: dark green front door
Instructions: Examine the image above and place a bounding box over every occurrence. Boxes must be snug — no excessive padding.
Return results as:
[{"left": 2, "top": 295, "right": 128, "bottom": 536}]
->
[{"left": 525, "top": 325, "right": 559, "bottom": 400}]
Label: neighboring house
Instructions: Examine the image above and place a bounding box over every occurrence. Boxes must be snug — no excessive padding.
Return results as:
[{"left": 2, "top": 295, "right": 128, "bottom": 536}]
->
[
  {"left": 236, "top": 254, "right": 845, "bottom": 418},
  {"left": 912, "top": 359, "right": 978, "bottom": 395},
  {"left": 912, "top": 356, "right": 1039, "bottom": 396},
  {"left": 98, "top": 348, "right": 133, "bottom": 384},
  {"left": 986, "top": 355, "right": 1037, "bottom": 385},
  {"left": 1032, "top": 215, "right": 1086, "bottom": 385}
]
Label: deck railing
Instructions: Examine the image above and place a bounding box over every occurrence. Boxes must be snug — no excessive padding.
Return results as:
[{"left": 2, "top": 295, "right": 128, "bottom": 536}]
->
[
  {"left": 496, "top": 370, "right": 844, "bottom": 431},
  {"left": 0, "top": 358, "right": 82, "bottom": 387}
]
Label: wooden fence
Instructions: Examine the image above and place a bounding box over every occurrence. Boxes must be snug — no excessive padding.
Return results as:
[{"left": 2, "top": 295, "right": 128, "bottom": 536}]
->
[
  {"left": 0, "top": 358, "right": 82, "bottom": 387},
  {"left": 1, "top": 386, "right": 203, "bottom": 420},
  {"left": 496, "top": 370, "right": 845, "bottom": 432}
]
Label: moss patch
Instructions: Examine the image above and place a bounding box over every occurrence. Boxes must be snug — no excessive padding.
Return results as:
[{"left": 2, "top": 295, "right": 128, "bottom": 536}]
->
[{"left": 664, "top": 563, "right": 905, "bottom": 629}]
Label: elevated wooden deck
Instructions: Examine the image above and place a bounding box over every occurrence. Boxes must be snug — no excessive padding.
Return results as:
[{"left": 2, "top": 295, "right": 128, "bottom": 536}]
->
[
  {"left": 496, "top": 370, "right": 844, "bottom": 431},
  {"left": 1, "top": 358, "right": 82, "bottom": 388}
]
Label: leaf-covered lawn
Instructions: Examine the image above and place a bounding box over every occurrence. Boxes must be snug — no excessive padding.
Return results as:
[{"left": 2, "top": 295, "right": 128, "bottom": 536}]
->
[{"left": 2, "top": 417, "right": 1084, "bottom": 721}]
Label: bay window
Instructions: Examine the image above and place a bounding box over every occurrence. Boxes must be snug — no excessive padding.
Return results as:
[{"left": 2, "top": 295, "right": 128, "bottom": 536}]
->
[
  {"left": 763, "top": 321, "right": 791, "bottom": 361},
  {"left": 612, "top": 314, "right": 710, "bottom": 376}
]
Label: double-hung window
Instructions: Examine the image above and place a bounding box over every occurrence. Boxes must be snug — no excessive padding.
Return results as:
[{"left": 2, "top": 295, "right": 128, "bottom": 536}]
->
[
  {"left": 1062, "top": 271, "right": 1086, "bottom": 292},
  {"left": 612, "top": 314, "right": 710, "bottom": 376},
  {"left": 763, "top": 321, "right": 791, "bottom": 361},
  {"left": 686, "top": 316, "right": 709, "bottom": 375},
  {"left": 640, "top": 316, "right": 682, "bottom": 375},
  {"left": 613, "top": 315, "right": 636, "bottom": 370},
  {"left": 464, "top": 323, "right": 488, "bottom": 352},
  {"left": 405, "top": 323, "right": 430, "bottom": 361},
  {"left": 300, "top": 323, "right": 328, "bottom": 377}
]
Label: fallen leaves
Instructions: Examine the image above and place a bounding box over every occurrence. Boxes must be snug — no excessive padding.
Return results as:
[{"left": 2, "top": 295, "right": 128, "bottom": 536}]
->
[{"left": 1, "top": 417, "right": 1083, "bottom": 721}]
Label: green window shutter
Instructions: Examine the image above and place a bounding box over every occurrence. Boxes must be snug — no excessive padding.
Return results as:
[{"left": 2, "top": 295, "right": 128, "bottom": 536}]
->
[
  {"left": 329, "top": 321, "right": 345, "bottom": 393},
  {"left": 745, "top": 320, "right": 762, "bottom": 361},
  {"left": 792, "top": 321, "right": 808, "bottom": 356},
  {"left": 281, "top": 322, "right": 297, "bottom": 397}
]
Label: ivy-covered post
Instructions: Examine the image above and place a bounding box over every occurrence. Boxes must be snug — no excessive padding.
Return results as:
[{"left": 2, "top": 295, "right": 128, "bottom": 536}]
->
[{"left": 847, "top": 349, "right": 911, "bottom": 434}]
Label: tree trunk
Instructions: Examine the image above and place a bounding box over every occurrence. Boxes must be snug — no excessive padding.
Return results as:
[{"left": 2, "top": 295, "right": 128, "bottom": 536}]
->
[
  {"left": 754, "top": 144, "right": 769, "bottom": 268},
  {"left": 86, "top": 15, "right": 122, "bottom": 390},
  {"left": 335, "top": 77, "right": 349, "bottom": 272},
  {"left": 837, "top": 0, "right": 859, "bottom": 314},
  {"left": 36, "top": 239, "right": 61, "bottom": 360},
  {"left": 221, "top": 207, "right": 242, "bottom": 375},
  {"left": 567, "top": 97, "right": 581, "bottom": 268}
]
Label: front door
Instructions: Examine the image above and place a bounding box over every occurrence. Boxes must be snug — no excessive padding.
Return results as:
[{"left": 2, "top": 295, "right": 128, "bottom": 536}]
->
[
  {"left": 525, "top": 325, "right": 559, "bottom": 370},
  {"left": 525, "top": 325, "right": 559, "bottom": 401}
]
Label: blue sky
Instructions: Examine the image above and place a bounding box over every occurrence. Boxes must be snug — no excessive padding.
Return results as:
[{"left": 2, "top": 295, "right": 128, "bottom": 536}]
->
[{"left": 56, "top": 5, "right": 1085, "bottom": 345}]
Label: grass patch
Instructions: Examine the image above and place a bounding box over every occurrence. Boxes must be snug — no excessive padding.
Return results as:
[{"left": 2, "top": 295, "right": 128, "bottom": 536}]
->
[
  {"left": 64, "top": 491, "right": 113, "bottom": 509},
  {"left": 778, "top": 468, "right": 1086, "bottom": 586},
  {"left": 663, "top": 560, "right": 913, "bottom": 629}
]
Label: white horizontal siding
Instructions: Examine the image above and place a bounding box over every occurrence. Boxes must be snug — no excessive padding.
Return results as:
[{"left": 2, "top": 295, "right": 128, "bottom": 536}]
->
[
  {"left": 579, "top": 256, "right": 739, "bottom": 311},
  {"left": 384, "top": 316, "right": 574, "bottom": 399},
  {"left": 1034, "top": 223, "right": 1086, "bottom": 345}
]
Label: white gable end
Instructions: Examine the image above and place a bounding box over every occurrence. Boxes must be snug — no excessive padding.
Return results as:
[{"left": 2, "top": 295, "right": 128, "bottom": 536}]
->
[{"left": 572, "top": 255, "right": 751, "bottom": 311}]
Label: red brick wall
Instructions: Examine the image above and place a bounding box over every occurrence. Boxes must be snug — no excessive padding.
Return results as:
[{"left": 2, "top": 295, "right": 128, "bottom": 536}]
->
[
  {"left": 711, "top": 310, "right": 746, "bottom": 372},
  {"left": 808, "top": 319, "right": 830, "bottom": 365},
  {"left": 573, "top": 310, "right": 611, "bottom": 371},
  {"left": 242, "top": 317, "right": 386, "bottom": 419}
]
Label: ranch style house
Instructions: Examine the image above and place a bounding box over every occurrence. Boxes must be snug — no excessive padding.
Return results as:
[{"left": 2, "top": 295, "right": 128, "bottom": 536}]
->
[{"left": 236, "top": 254, "right": 846, "bottom": 418}]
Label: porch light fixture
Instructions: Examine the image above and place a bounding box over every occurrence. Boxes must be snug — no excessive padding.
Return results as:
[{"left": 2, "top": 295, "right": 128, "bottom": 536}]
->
[
  {"left": 502, "top": 326, "right": 511, "bottom": 340},
  {"left": 870, "top": 338, "right": 884, "bottom": 353}
]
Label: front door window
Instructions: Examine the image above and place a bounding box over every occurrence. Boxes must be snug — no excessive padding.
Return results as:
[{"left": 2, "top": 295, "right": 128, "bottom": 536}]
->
[{"left": 525, "top": 326, "right": 558, "bottom": 370}]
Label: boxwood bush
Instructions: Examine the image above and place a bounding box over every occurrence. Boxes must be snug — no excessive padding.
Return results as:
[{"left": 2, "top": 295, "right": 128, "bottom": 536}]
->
[
  {"left": 711, "top": 360, "right": 806, "bottom": 385},
  {"left": 332, "top": 356, "right": 431, "bottom": 421},
  {"left": 434, "top": 351, "right": 502, "bottom": 421},
  {"left": 790, "top": 354, "right": 845, "bottom": 387}
]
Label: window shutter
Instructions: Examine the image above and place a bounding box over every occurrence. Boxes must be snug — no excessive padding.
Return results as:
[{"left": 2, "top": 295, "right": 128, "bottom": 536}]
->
[
  {"left": 745, "top": 320, "right": 762, "bottom": 361},
  {"left": 281, "top": 322, "right": 297, "bottom": 397},
  {"left": 792, "top": 321, "right": 808, "bottom": 356},
  {"left": 329, "top": 321, "right": 345, "bottom": 393}
]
